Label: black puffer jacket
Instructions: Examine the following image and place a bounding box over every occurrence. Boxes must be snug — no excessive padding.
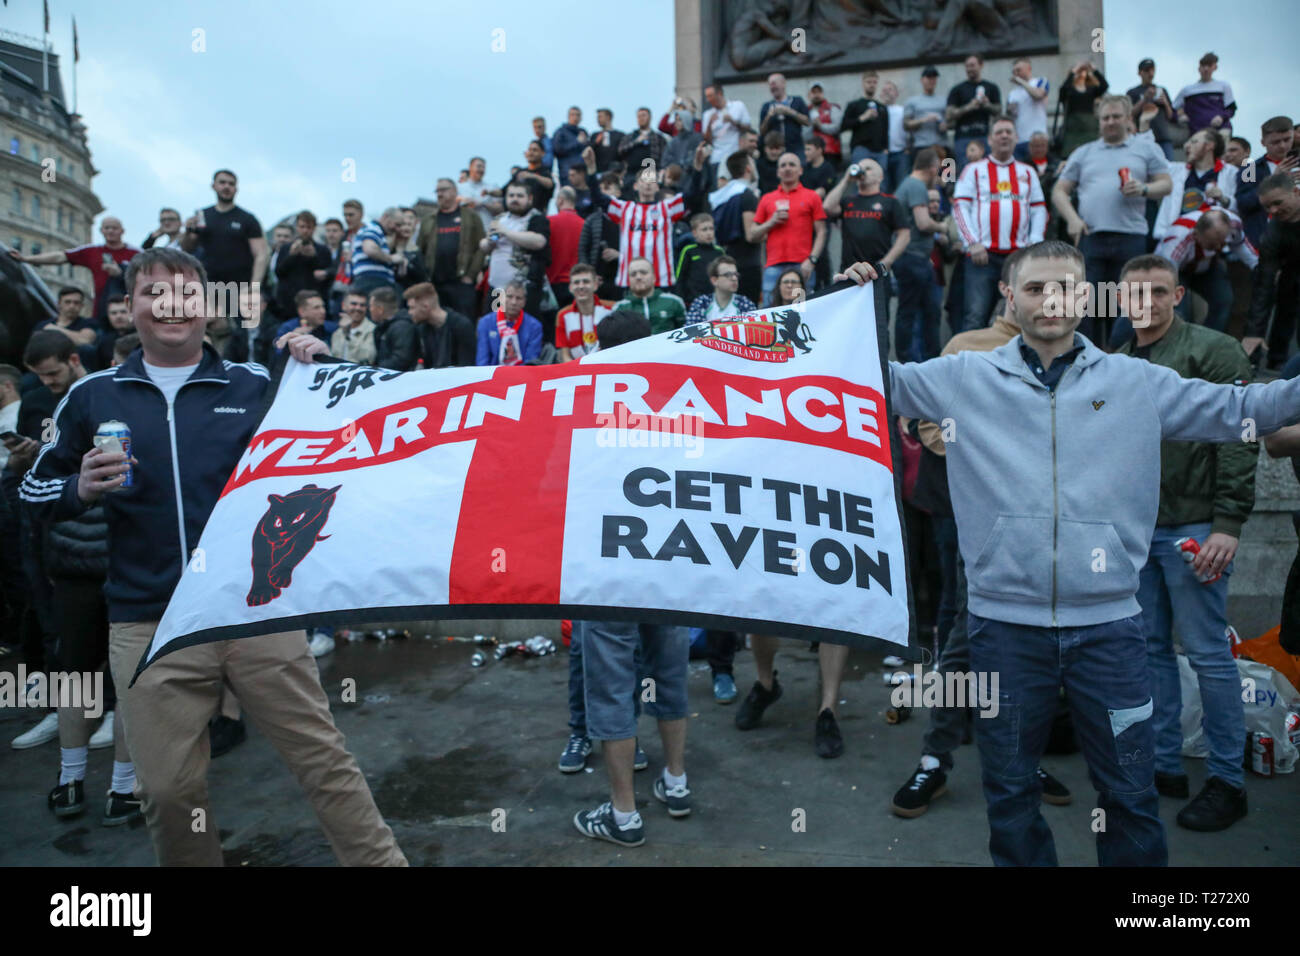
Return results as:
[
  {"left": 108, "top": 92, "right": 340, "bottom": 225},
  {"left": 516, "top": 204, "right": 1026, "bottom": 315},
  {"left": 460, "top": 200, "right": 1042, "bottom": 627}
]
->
[{"left": 45, "top": 504, "right": 108, "bottom": 580}]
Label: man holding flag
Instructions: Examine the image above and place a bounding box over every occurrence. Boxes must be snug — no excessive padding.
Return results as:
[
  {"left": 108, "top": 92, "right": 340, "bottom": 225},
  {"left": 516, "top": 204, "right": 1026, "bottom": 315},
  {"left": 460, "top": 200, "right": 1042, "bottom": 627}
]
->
[
  {"left": 20, "top": 247, "right": 407, "bottom": 867},
  {"left": 838, "top": 242, "right": 1300, "bottom": 866}
]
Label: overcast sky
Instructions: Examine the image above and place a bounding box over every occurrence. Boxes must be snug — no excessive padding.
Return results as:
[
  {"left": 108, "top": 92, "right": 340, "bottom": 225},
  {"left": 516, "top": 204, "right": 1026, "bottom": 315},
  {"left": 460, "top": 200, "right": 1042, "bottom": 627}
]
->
[{"left": 7, "top": 0, "right": 1293, "bottom": 241}]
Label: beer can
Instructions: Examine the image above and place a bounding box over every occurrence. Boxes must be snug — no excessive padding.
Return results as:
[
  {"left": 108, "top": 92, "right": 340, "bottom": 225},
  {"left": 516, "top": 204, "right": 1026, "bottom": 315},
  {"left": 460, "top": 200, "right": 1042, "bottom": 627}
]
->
[
  {"left": 1285, "top": 711, "right": 1300, "bottom": 750},
  {"left": 1118, "top": 166, "right": 1132, "bottom": 188},
  {"left": 470, "top": 652, "right": 486, "bottom": 668},
  {"left": 1249, "top": 733, "right": 1274, "bottom": 776},
  {"left": 1174, "top": 536, "right": 1220, "bottom": 584},
  {"left": 1226, "top": 624, "right": 1243, "bottom": 659},
  {"left": 93, "top": 420, "right": 132, "bottom": 491},
  {"left": 885, "top": 705, "right": 910, "bottom": 724}
]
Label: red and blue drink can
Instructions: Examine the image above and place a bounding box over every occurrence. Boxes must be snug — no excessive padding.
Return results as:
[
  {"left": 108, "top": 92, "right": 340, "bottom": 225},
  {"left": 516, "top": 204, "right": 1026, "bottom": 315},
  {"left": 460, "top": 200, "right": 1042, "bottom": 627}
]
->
[{"left": 93, "top": 420, "right": 132, "bottom": 491}]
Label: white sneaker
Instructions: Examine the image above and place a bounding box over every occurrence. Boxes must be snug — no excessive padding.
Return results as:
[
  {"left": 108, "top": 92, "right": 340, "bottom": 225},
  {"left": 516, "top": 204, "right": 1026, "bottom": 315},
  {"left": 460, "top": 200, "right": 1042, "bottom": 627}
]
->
[
  {"left": 309, "top": 631, "right": 335, "bottom": 658},
  {"left": 88, "top": 710, "right": 115, "bottom": 750},
  {"left": 12, "top": 711, "right": 59, "bottom": 749}
]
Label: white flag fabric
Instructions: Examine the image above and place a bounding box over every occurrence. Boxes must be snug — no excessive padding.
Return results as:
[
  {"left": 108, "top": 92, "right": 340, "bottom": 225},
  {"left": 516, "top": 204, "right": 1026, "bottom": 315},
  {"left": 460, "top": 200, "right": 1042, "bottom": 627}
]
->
[{"left": 140, "top": 283, "right": 911, "bottom": 676}]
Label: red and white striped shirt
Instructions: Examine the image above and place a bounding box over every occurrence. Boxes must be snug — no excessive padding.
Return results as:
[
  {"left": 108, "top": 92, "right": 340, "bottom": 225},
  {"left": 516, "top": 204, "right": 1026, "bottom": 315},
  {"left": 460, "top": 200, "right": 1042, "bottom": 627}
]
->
[
  {"left": 953, "top": 158, "right": 1047, "bottom": 254},
  {"left": 607, "top": 195, "right": 686, "bottom": 287},
  {"left": 1154, "top": 208, "right": 1258, "bottom": 274}
]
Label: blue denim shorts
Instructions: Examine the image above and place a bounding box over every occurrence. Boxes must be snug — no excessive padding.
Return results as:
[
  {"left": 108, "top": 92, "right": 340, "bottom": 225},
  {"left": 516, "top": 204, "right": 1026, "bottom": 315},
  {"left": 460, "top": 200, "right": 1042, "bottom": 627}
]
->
[{"left": 578, "top": 620, "right": 690, "bottom": 740}]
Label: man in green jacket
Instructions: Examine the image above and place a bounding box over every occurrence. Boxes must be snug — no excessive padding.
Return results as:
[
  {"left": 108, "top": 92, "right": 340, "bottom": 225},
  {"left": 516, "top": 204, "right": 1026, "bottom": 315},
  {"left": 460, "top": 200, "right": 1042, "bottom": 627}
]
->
[
  {"left": 418, "top": 178, "right": 487, "bottom": 318},
  {"left": 614, "top": 257, "right": 687, "bottom": 334},
  {"left": 1118, "top": 253, "right": 1256, "bottom": 833}
]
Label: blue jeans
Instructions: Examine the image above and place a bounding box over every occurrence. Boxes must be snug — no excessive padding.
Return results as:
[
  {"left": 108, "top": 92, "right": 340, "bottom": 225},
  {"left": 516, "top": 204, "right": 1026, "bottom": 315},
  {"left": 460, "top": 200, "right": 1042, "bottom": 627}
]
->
[
  {"left": 1080, "top": 231, "right": 1148, "bottom": 346},
  {"left": 568, "top": 625, "right": 586, "bottom": 735},
  {"left": 962, "top": 251, "right": 1007, "bottom": 332},
  {"left": 886, "top": 150, "right": 911, "bottom": 194},
  {"left": 1176, "top": 262, "right": 1234, "bottom": 333},
  {"left": 893, "top": 252, "right": 940, "bottom": 362},
  {"left": 761, "top": 261, "right": 814, "bottom": 306},
  {"left": 954, "top": 136, "right": 988, "bottom": 174},
  {"left": 1139, "top": 523, "right": 1244, "bottom": 787},
  {"left": 968, "top": 613, "right": 1167, "bottom": 867},
  {"left": 849, "top": 146, "right": 888, "bottom": 172},
  {"left": 349, "top": 272, "right": 397, "bottom": 298},
  {"left": 579, "top": 620, "right": 689, "bottom": 741}
]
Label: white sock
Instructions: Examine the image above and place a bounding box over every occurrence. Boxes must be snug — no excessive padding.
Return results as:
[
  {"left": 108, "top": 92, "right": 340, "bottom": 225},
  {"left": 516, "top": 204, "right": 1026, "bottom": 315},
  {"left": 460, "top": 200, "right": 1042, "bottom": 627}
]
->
[
  {"left": 612, "top": 806, "right": 641, "bottom": 827},
  {"left": 60, "top": 746, "right": 89, "bottom": 785},
  {"left": 111, "top": 761, "right": 136, "bottom": 795},
  {"left": 920, "top": 754, "right": 941, "bottom": 772},
  {"left": 663, "top": 768, "right": 687, "bottom": 789}
]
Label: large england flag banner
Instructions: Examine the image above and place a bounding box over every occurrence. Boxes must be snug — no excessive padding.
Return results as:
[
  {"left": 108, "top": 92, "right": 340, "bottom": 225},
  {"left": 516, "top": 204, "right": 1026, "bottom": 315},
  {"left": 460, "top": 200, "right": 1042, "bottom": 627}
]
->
[{"left": 140, "top": 282, "right": 911, "bottom": 675}]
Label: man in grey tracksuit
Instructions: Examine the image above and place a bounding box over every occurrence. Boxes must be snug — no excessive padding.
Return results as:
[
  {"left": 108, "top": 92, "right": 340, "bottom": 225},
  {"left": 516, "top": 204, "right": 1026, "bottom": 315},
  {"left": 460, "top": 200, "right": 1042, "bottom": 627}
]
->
[{"left": 839, "top": 240, "right": 1300, "bottom": 866}]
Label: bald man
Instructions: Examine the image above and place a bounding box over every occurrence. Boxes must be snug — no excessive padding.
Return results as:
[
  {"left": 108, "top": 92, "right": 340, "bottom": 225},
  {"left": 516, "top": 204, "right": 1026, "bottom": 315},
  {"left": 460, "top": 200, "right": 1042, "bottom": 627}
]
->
[
  {"left": 10, "top": 216, "right": 140, "bottom": 323},
  {"left": 753, "top": 150, "right": 828, "bottom": 304}
]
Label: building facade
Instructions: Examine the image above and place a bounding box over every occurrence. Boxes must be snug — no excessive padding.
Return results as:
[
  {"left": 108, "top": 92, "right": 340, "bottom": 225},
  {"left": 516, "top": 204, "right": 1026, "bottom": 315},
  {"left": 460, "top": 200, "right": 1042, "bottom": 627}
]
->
[{"left": 1, "top": 32, "right": 103, "bottom": 310}]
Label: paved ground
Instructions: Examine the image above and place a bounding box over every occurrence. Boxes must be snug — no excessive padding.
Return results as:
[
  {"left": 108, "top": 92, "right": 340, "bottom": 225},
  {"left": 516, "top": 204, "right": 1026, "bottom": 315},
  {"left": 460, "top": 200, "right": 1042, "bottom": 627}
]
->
[{"left": 2, "top": 632, "right": 1296, "bottom": 867}]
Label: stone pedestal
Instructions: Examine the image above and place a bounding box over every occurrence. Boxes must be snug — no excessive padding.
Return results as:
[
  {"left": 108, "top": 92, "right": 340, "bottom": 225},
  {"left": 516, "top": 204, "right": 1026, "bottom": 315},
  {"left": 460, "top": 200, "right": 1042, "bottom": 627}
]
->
[{"left": 675, "top": 0, "right": 1105, "bottom": 143}]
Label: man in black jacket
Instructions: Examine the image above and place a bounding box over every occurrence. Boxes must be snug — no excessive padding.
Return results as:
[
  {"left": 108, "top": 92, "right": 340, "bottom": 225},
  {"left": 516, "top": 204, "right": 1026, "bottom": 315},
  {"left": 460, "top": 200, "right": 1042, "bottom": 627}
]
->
[
  {"left": 273, "top": 211, "right": 331, "bottom": 317},
  {"left": 406, "top": 283, "right": 475, "bottom": 369},
  {"left": 1244, "top": 174, "right": 1300, "bottom": 371},
  {"left": 371, "top": 285, "right": 417, "bottom": 371},
  {"left": 20, "top": 246, "right": 406, "bottom": 867}
]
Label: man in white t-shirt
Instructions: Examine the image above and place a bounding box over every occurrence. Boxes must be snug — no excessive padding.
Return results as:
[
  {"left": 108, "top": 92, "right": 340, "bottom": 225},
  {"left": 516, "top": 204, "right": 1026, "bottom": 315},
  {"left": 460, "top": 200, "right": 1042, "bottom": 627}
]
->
[
  {"left": 703, "top": 82, "right": 754, "bottom": 178},
  {"left": 1007, "top": 57, "right": 1050, "bottom": 162},
  {"left": 458, "top": 156, "right": 503, "bottom": 231},
  {"left": 882, "top": 81, "right": 910, "bottom": 194}
]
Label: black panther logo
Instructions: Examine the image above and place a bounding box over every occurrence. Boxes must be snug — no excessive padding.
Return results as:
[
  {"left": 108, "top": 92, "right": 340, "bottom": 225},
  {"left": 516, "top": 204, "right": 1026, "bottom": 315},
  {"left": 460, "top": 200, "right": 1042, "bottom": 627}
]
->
[{"left": 246, "top": 484, "right": 340, "bottom": 607}]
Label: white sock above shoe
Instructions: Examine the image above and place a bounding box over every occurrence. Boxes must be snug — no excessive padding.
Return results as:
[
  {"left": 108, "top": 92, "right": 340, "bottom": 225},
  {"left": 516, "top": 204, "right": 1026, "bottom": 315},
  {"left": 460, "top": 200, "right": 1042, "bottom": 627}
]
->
[
  {"left": 111, "top": 761, "right": 136, "bottom": 795},
  {"left": 612, "top": 806, "right": 641, "bottom": 828},
  {"left": 663, "top": 768, "right": 687, "bottom": 790},
  {"left": 920, "top": 754, "right": 941, "bottom": 772},
  {"left": 60, "top": 746, "right": 89, "bottom": 785}
]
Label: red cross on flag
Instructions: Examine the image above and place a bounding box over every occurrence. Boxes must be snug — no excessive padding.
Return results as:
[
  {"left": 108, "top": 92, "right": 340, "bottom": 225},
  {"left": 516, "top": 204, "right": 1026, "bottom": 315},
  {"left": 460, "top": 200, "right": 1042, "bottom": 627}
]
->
[{"left": 138, "top": 283, "right": 912, "bottom": 676}]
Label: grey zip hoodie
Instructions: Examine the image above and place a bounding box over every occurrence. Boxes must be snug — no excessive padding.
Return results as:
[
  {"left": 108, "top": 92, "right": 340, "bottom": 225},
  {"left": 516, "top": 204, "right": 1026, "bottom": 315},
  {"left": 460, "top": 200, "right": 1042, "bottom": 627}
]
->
[{"left": 889, "top": 333, "right": 1300, "bottom": 628}]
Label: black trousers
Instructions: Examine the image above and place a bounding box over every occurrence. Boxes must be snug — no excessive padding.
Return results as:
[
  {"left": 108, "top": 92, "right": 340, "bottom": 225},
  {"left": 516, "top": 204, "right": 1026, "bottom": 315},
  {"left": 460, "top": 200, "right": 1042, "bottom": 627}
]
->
[
  {"left": 435, "top": 280, "right": 479, "bottom": 319},
  {"left": 52, "top": 575, "right": 116, "bottom": 711}
]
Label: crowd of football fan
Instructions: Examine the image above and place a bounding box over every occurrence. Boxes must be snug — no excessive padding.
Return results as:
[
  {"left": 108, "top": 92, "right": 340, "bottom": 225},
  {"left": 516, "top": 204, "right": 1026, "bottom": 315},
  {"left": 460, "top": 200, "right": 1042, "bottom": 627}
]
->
[{"left": 3, "top": 48, "right": 1300, "bottom": 863}]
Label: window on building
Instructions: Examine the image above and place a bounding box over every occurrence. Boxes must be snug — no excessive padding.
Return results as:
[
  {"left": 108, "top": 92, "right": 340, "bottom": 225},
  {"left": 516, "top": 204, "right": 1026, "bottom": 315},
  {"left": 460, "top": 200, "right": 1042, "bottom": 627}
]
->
[
  {"left": 30, "top": 243, "right": 42, "bottom": 256},
  {"left": 9, "top": 187, "right": 19, "bottom": 215},
  {"left": 57, "top": 207, "right": 64, "bottom": 230},
  {"left": 8, "top": 137, "right": 17, "bottom": 155},
  {"left": 31, "top": 145, "right": 41, "bottom": 162},
  {"left": 9, "top": 237, "right": 20, "bottom": 253},
  {"left": 31, "top": 195, "right": 42, "bottom": 220}
]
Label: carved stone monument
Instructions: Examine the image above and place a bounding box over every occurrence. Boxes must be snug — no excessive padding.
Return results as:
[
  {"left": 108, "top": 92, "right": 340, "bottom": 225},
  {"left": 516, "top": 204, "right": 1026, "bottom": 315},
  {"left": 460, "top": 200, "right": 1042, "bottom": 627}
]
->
[{"left": 717, "top": 0, "right": 1059, "bottom": 79}]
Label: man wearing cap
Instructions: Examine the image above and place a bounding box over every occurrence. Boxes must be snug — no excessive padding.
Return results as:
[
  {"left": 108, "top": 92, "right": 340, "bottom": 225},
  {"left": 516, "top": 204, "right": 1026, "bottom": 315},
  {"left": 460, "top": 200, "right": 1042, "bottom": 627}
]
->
[
  {"left": 806, "top": 83, "right": 844, "bottom": 173},
  {"left": 904, "top": 67, "right": 949, "bottom": 153},
  {"left": 1127, "top": 59, "right": 1176, "bottom": 160}
]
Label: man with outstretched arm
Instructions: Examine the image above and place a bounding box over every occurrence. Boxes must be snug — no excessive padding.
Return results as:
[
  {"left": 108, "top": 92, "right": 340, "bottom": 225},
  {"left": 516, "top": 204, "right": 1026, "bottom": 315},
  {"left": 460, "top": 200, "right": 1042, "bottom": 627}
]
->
[{"left": 836, "top": 240, "right": 1300, "bottom": 866}]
